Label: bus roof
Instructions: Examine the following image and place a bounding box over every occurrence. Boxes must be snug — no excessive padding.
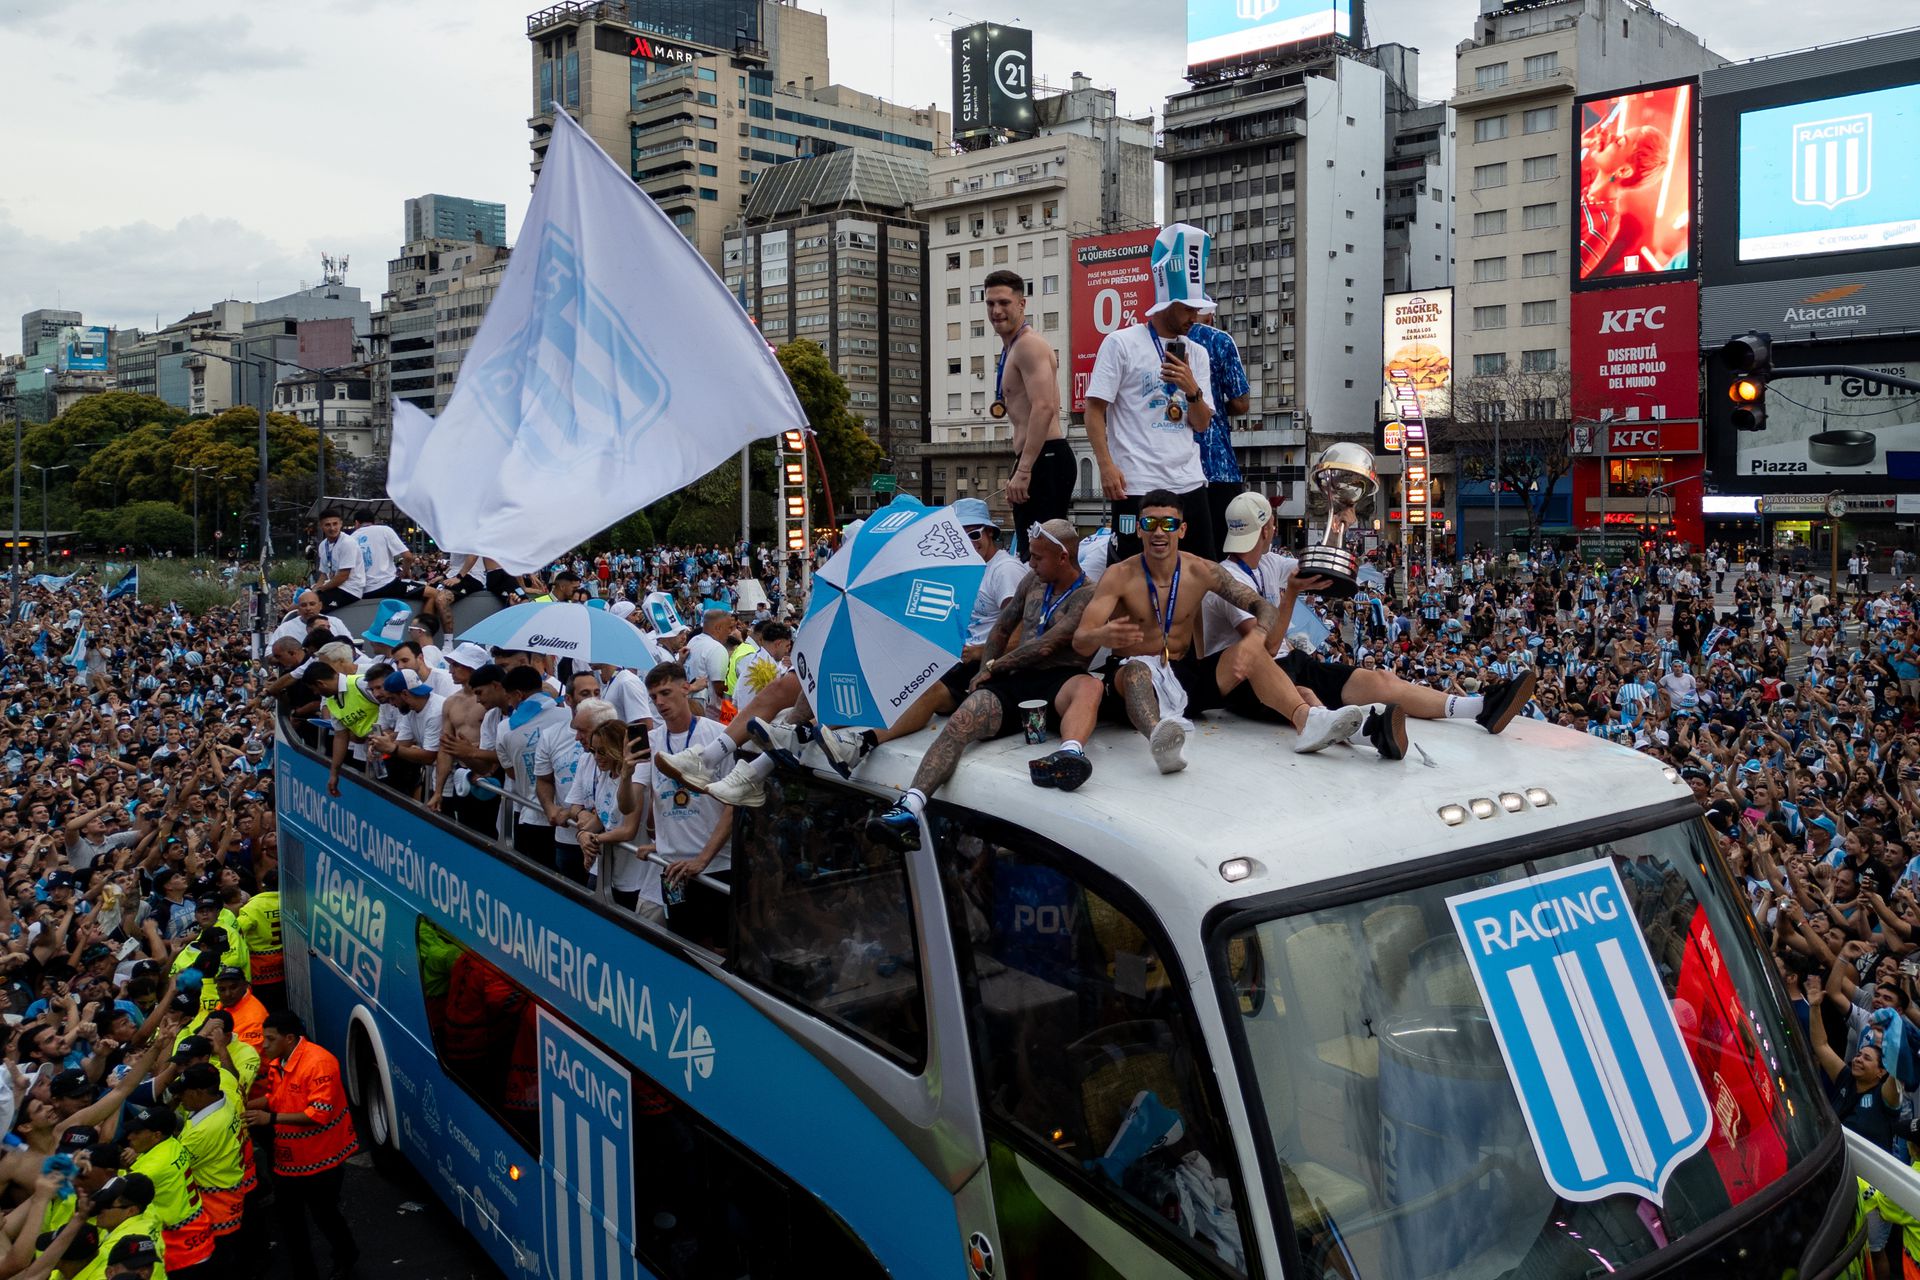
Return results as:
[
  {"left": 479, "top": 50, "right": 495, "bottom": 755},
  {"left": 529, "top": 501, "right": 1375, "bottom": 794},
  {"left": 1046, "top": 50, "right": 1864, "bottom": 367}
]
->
[{"left": 844, "top": 714, "right": 1697, "bottom": 936}]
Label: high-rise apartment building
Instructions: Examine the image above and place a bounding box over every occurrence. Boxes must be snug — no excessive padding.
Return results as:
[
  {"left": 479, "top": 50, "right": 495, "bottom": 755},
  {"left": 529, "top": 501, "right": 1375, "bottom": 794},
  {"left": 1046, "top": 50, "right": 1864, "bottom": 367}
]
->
[
  {"left": 376, "top": 237, "right": 513, "bottom": 427},
  {"left": 920, "top": 76, "right": 1155, "bottom": 526},
  {"left": 724, "top": 148, "right": 929, "bottom": 513},
  {"left": 405, "top": 194, "right": 509, "bottom": 247},
  {"left": 18, "top": 309, "right": 80, "bottom": 361},
  {"left": 525, "top": 0, "right": 946, "bottom": 272},
  {"left": 1451, "top": 0, "right": 1722, "bottom": 546}
]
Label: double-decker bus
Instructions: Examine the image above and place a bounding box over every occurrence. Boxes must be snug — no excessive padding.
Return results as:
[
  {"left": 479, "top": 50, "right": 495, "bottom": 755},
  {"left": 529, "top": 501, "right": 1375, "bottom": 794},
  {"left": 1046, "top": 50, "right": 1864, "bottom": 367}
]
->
[{"left": 275, "top": 703, "right": 1897, "bottom": 1279}]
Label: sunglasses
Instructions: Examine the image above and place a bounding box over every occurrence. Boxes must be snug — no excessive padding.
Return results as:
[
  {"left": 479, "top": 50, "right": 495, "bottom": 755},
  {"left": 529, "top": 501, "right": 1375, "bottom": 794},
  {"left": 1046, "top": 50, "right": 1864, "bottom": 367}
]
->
[
  {"left": 965, "top": 527, "right": 993, "bottom": 541},
  {"left": 1137, "top": 516, "right": 1184, "bottom": 534}
]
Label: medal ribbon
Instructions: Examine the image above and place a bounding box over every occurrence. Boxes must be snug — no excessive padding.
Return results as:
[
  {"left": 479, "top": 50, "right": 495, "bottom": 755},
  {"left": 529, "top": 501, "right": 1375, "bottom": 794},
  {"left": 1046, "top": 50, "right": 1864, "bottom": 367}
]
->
[
  {"left": 993, "top": 321, "right": 1030, "bottom": 413},
  {"left": 1225, "top": 556, "right": 1265, "bottom": 600},
  {"left": 1040, "top": 575, "right": 1086, "bottom": 632},
  {"left": 1147, "top": 326, "right": 1184, "bottom": 416},
  {"left": 1144, "top": 562, "right": 1181, "bottom": 663}
]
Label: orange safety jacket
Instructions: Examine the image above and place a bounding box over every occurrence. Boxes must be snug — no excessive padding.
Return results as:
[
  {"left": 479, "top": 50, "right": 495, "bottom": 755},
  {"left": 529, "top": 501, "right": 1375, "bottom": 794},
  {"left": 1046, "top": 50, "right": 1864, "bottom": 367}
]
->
[
  {"left": 261, "top": 1038, "right": 360, "bottom": 1177},
  {"left": 221, "top": 991, "right": 268, "bottom": 1055}
]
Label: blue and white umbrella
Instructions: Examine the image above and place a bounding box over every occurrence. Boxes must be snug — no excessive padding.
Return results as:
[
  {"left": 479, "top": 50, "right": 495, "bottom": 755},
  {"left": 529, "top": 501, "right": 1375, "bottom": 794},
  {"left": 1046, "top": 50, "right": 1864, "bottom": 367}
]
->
[
  {"left": 794, "top": 496, "right": 986, "bottom": 729},
  {"left": 458, "top": 600, "right": 655, "bottom": 671}
]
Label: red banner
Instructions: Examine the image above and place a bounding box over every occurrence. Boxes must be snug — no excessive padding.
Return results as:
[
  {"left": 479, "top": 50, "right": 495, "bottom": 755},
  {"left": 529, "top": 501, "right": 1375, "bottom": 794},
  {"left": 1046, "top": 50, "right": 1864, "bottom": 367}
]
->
[
  {"left": 1069, "top": 230, "right": 1158, "bottom": 413},
  {"left": 1570, "top": 280, "right": 1700, "bottom": 431}
]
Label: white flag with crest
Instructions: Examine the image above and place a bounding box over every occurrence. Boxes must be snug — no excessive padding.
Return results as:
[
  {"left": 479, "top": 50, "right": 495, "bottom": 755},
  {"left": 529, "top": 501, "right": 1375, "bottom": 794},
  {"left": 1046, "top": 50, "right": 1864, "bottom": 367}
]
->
[{"left": 388, "top": 107, "right": 805, "bottom": 574}]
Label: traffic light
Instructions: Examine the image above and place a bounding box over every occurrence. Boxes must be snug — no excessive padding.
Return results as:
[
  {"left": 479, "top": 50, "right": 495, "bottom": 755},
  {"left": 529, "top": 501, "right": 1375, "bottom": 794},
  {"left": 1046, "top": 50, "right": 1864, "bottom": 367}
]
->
[{"left": 1722, "top": 331, "right": 1773, "bottom": 432}]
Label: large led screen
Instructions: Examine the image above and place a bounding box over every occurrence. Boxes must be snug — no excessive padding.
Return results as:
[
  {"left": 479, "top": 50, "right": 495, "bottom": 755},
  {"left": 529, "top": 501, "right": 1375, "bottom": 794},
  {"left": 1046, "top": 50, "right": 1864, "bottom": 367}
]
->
[
  {"left": 1188, "top": 0, "right": 1356, "bottom": 68},
  {"left": 1738, "top": 81, "right": 1920, "bottom": 262},
  {"left": 1577, "top": 82, "right": 1695, "bottom": 283}
]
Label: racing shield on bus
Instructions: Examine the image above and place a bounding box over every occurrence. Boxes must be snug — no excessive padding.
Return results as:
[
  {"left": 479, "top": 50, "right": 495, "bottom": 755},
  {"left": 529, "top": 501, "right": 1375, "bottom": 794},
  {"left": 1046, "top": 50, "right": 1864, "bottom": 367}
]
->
[{"left": 1447, "top": 861, "right": 1714, "bottom": 1206}]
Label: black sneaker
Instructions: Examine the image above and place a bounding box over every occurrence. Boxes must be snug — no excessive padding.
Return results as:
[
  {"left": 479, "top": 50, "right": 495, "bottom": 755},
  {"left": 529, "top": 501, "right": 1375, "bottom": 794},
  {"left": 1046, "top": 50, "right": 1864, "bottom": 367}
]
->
[
  {"left": 1029, "top": 749, "right": 1093, "bottom": 791},
  {"left": 865, "top": 804, "right": 921, "bottom": 851},
  {"left": 1476, "top": 669, "right": 1537, "bottom": 735},
  {"left": 1360, "top": 702, "right": 1408, "bottom": 761}
]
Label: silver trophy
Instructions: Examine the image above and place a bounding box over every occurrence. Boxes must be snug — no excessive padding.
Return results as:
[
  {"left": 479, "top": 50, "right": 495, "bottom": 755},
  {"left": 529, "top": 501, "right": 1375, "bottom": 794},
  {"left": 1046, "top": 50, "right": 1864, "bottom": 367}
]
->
[{"left": 1296, "top": 442, "right": 1380, "bottom": 599}]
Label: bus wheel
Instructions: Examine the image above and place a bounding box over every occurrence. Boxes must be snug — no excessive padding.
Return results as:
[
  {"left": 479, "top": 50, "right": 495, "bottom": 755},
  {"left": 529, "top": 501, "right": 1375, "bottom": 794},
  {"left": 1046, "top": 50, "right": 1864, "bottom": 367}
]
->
[{"left": 348, "top": 1028, "right": 405, "bottom": 1176}]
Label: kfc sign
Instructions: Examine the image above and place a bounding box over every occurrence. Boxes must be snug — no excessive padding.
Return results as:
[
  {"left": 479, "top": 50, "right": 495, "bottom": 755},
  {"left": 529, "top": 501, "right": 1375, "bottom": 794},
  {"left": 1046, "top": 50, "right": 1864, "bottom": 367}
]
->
[
  {"left": 1605, "top": 422, "right": 1702, "bottom": 455},
  {"left": 1571, "top": 281, "right": 1701, "bottom": 429}
]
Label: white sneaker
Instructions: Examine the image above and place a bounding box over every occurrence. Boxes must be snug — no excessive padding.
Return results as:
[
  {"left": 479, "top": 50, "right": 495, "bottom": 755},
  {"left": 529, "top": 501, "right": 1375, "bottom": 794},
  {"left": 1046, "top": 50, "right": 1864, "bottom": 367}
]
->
[
  {"left": 705, "top": 760, "right": 768, "bottom": 807},
  {"left": 654, "top": 745, "right": 716, "bottom": 788},
  {"left": 1294, "top": 704, "right": 1368, "bottom": 754},
  {"left": 746, "top": 717, "right": 803, "bottom": 769},
  {"left": 1149, "top": 719, "right": 1188, "bottom": 774},
  {"left": 814, "top": 726, "right": 870, "bottom": 778}
]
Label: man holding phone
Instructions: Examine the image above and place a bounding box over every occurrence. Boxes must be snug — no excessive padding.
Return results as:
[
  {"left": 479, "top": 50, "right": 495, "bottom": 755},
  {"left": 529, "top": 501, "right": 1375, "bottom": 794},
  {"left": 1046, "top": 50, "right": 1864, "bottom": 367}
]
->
[{"left": 1085, "top": 222, "right": 1218, "bottom": 563}]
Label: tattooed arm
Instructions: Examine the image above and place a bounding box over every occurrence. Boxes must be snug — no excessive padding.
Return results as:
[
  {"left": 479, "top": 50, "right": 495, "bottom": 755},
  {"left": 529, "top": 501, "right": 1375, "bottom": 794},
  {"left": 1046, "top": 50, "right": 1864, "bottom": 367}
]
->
[
  {"left": 1073, "top": 566, "right": 1144, "bottom": 656},
  {"left": 1199, "top": 558, "right": 1281, "bottom": 637},
  {"left": 974, "top": 586, "right": 1095, "bottom": 687},
  {"left": 977, "top": 573, "right": 1036, "bottom": 667}
]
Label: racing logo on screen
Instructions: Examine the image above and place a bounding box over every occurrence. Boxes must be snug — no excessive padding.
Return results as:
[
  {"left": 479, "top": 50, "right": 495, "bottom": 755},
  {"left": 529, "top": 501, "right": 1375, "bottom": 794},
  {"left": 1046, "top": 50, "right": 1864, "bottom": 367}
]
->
[
  {"left": 1236, "top": 0, "right": 1281, "bottom": 18},
  {"left": 1792, "top": 114, "right": 1871, "bottom": 210},
  {"left": 1447, "top": 861, "right": 1712, "bottom": 1205}
]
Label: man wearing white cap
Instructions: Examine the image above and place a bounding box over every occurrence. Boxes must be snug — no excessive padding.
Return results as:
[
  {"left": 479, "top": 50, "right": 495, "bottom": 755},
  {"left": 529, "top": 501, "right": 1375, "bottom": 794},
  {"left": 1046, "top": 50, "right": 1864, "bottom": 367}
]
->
[{"left": 1085, "top": 222, "right": 1218, "bottom": 563}]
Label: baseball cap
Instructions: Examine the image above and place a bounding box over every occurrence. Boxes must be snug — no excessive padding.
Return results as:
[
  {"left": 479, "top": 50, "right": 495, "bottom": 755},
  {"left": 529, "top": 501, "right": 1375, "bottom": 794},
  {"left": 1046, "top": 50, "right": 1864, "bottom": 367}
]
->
[
  {"left": 1220, "top": 492, "right": 1273, "bottom": 554},
  {"left": 91, "top": 1174, "right": 155, "bottom": 1212},
  {"left": 48, "top": 1069, "right": 93, "bottom": 1100},
  {"left": 171, "top": 1035, "right": 214, "bottom": 1064},
  {"left": 108, "top": 1235, "right": 162, "bottom": 1268},
  {"left": 445, "top": 642, "right": 491, "bottom": 671},
  {"left": 178, "top": 1062, "right": 222, "bottom": 1093},
  {"left": 952, "top": 497, "right": 998, "bottom": 531},
  {"left": 215, "top": 965, "right": 247, "bottom": 983},
  {"left": 121, "top": 1104, "right": 164, "bottom": 1134},
  {"left": 55, "top": 1125, "right": 96, "bottom": 1153},
  {"left": 381, "top": 671, "right": 433, "bottom": 699},
  {"left": 609, "top": 600, "right": 637, "bottom": 620}
]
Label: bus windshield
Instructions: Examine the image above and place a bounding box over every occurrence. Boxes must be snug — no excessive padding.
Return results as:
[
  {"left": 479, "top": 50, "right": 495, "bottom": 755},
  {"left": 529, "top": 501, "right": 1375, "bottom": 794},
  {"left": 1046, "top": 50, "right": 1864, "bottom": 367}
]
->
[{"left": 1214, "top": 819, "right": 1831, "bottom": 1280}]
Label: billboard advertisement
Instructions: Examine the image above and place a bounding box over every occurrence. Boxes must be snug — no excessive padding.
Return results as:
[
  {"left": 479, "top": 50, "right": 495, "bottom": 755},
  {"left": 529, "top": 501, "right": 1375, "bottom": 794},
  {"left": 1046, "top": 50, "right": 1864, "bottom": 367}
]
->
[
  {"left": 1187, "top": 0, "right": 1359, "bottom": 69},
  {"left": 1737, "top": 80, "right": 1920, "bottom": 263},
  {"left": 1732, "top": 358, "right": 1920, "bottom": 481},
  {"left": 1380, "top": 289, "right": 1452, "bottom": 422},
  {"left": 1070, "top": 230, "right": 1158, "bottom": 413},
  {"left": 57, "top": 326, "right": 109, "bottom": 374},
  {"left": 952, "top": 24, "right": 1035, "bottom": 139},
  {"left": 1570, "top": 281, "right": 1700, "bottom": 428},
  {"left": 1576, "top": 80, "right": 1696, "bottom": 284}
]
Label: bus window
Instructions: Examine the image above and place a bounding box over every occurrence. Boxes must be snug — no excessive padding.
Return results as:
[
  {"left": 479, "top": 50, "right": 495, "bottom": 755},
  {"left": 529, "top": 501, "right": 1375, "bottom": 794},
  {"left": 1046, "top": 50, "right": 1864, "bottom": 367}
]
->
[
  {"left": 416, "top": 919, "right": 542, "bottom": 1154},
  {"left": 934, "top": 813, "right": 1251, "bottom": 1276},
  {"left": 414, "top": 923, "right": 890, "bottom": 1279},
  {"left": 729, "top": 775, "right": 928, "bottom": 1069}
]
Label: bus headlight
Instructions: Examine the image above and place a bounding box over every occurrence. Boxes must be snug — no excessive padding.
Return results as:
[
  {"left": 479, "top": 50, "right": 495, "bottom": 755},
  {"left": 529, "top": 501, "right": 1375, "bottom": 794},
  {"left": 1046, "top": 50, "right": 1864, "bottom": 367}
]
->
[
  {"left": 1438, "top": 804, "right": 1468, "bottom": 826},
  {"left": 1469, "top": 797, "right": 1498, "bottom": 820},
  {"left": 1219, "top": 858, "right": 1254, "bottom": 883},
  {"left": 1498, "top": 792, "right": 1526, "bottom": 813}
]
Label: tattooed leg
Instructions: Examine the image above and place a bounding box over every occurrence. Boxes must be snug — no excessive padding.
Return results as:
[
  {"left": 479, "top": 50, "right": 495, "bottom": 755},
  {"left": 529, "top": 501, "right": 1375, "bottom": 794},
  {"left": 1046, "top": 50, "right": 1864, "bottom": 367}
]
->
[
  {"left": 907, "top": 690, "right": 1004, "bottom": 796},
  {"left": 1114, "top": 662, "right": 1161, "bottom": 738}
]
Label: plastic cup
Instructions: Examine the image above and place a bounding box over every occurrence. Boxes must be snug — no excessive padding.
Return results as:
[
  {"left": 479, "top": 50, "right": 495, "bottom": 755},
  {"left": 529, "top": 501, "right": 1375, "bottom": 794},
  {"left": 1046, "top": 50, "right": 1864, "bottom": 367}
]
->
[{"left": 1019, "top": 699, "right": 1048, "bottom": 745}]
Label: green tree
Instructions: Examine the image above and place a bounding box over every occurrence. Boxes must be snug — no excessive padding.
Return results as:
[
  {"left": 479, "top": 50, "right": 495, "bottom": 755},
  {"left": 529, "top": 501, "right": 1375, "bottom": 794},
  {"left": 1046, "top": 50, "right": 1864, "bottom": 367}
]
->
[
  {"left": 107, "top": 501, "right": 196, "bottom": 553},
  {"left": 777, "top": 339, "right": 882, "bottom": 527}
]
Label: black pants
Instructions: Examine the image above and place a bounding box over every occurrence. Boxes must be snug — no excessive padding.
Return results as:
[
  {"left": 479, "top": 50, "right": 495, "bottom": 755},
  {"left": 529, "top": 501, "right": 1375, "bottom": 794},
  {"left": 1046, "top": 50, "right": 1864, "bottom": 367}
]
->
[
  {"left": 1111, "top": 486, "right": 1215, "bottom": 563},
  {"left": 514, "top": 823, "right": 557, "bottom": 872},
  {"left": 1010, "top": 439, "right": 1076, "bottom": 559},
  {"left": 275, "top": 1166, "right": 356, "bottom": 1280},
  {"left": 455, "top": 788, "right": 501, "bottom": 838},
  {"left": 1204, "top": 481, "right": 1245, "bottom": 562}
]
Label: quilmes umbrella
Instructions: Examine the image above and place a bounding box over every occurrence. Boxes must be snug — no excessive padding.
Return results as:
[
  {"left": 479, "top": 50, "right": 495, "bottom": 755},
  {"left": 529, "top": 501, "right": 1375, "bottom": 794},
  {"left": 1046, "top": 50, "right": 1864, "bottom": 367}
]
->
[
  {"left": 793, "top": 496, "right": 985, "bottom": 729},
  {"left": 458, "top": 600, "right": 656, "bottom": 670}
]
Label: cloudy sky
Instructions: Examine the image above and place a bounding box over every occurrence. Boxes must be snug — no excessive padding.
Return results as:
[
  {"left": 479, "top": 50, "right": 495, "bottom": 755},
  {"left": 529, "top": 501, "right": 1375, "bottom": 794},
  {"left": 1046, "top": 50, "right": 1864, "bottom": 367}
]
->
[{"left": 1, "top": 0, "right": 1913, "bottom": 350}]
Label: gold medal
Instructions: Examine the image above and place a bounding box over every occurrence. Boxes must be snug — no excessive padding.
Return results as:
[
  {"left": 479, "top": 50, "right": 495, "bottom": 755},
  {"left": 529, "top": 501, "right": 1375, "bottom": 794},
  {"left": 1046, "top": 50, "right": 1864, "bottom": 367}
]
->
[
  {"left": 989, "top": 401, "right": 1007, "bottom": 419},
  {"left": 1166, "top": 403, "right": 1184, "bottom": 423},
  {"left": 673, "top": 788, "right": 692, "bottom": 809}
]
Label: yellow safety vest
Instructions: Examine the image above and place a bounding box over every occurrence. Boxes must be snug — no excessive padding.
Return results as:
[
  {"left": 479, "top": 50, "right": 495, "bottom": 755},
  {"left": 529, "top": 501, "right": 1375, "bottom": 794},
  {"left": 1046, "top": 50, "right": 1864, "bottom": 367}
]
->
[
  {"left": 323, "top": 673, "right": 380, "bottom": 739},
  {"left": 725, "top": 642, "right": 761, "bottom": 700}
]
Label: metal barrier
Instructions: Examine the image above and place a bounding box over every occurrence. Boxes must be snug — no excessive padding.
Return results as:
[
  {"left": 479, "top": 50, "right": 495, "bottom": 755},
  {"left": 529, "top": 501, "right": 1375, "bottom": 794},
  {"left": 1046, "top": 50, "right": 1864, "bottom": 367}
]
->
[{"left": 464, "top": 775, "right": 733, "bottom": 901}]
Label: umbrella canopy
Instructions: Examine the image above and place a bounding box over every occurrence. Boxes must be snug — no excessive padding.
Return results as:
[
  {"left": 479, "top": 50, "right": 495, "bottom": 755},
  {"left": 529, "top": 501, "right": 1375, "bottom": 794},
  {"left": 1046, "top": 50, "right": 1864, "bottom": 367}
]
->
[
  {"left": 457, "top": 600, "right": 656, "bottom": 670},
  {"left": 794, "top": 496, "right": 986, "bottom": 729}
]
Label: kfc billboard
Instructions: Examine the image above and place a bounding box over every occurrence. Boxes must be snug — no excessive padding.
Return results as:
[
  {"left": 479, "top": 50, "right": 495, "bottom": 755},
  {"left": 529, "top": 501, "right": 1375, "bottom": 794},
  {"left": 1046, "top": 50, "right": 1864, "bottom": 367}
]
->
[
  {"left": 1070, "top": 230, "right": 1158, "bottom": 413},
  {"left": 1570, "top": 420, "right": 1703, "bottom": 456},
  {"left": 1571, "top": 280, "right": 1700, "bottom": 429},
  {"left": 1575, "top": 79, "right": 1697, "bottom": 286}
]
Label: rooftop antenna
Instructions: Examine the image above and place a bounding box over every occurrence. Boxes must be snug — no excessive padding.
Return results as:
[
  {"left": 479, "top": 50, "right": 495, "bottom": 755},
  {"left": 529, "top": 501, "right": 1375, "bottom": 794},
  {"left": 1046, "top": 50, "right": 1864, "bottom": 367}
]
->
[{"left": 321, "top": 254, "right": 349, "bottom": 286}]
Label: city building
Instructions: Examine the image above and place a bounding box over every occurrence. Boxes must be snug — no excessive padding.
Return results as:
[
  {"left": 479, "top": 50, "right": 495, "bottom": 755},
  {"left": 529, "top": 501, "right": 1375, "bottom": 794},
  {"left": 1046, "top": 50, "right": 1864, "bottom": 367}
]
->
[
  {"left": 18, "top": 309, "right": 80, "bottom": 361},
  {"left": 273, "top": 371, "right": 379, "bottom": 459},
  {"left": 723, "top": 147, "right": 928, "bottom": 513},
  {"left": 920, "top": 75, "right": 1156, "bottom": 526},
  {"left": 405, "top": 194, "right": 509, "bottom": 247},
  {"left": 376, "top": 237, "right": 513, "bottom": 428},
  {"left": 524, "top": 0, "right": 946, "bottom": 272},
  {"left": 2, "top": 311, "right": 114, "bottom": 423},
  {"left": 1160, "top": 44, "right": 1415, "bottom": 534},
  {"left": 1451, "top": 0, "right": 1723, "bottom": 550}
]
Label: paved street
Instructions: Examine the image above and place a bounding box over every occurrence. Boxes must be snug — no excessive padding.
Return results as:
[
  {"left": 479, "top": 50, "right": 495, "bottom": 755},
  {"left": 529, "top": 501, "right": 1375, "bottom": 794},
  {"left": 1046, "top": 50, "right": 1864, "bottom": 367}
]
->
[{"left": 328, "top": 1153, "right": 508, "bottom": 1280}]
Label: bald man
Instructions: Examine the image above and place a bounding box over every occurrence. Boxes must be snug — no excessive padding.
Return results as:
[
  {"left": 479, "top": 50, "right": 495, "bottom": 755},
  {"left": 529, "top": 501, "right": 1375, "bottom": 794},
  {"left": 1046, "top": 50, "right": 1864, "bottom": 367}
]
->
[{"left": 270, "top": 590, "right": 351, "bottom": 647}]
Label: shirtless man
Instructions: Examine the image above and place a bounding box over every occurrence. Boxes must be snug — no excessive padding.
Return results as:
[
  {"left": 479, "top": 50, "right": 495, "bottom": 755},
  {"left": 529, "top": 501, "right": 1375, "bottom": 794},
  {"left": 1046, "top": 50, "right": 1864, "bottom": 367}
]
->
[
  {"left": 986, "top": 270, "right": 1071, "bottom": 557},
  {"left": 1069, "top": 489, "right": 1394, "bottom": 777},
  {"left": 432, "top": 658, "right": 507, "bottom": 834},
  {"left": 867, "top": 519, "right": 1099, "bottom": 846}
]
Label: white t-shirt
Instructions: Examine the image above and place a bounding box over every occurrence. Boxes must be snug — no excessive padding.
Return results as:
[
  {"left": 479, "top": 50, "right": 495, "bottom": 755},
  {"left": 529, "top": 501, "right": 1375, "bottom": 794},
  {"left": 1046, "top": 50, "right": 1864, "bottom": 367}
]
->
[
  {"left": 602, "top": 669, "right": 658, "bottom": 728},
  {"left": 354, "top": 524, "right": 410, "bottom": 593},
  {"left": 644, "top": 716, "right": 732, "bottom": 875},
  {"left": 270, "top": 613, "right": 351, "bottom": 647},
  {"left": 316, "top": 534, "right": 362, "bottom": 596},
  {"left": 1084, "top": 324, "right": 1210, "bottom": 494},
  {"left": 1202, "top": 552, "right": 1289, "bottom": 658},
  {"left": 565, "top": 757, "right": 658, "bottom": 901},
  {"left": 496, "top": 694, "right": 569, "bottom": 826},
  {"left": 683, "top": 633, "right": 731, "bottom": 700},
  {"left": 969, "top": 551, "right": 1030, "bottom": 647},
  {"left": 396, "top": 694, "right": 446, "bottom": 772},
  {"left": 534, "top": 719, "right": 587, "bottom": 848}
]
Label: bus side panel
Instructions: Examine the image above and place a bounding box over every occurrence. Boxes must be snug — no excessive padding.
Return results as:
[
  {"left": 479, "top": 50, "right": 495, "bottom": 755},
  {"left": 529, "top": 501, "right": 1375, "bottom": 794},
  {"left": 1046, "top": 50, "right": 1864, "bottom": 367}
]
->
[{"left": 276, "top": 745, "right": 965, "bottom": 1280}]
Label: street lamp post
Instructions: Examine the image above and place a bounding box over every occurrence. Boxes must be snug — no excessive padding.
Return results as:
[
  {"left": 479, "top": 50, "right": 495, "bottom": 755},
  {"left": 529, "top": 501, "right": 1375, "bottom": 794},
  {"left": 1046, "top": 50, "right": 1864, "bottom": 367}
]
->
[
  {"left": 173, "top": 464, "right": 210, "bottom": 560},
  {"left": 27, "top": 464, "right": 71, "bottom": 558}
]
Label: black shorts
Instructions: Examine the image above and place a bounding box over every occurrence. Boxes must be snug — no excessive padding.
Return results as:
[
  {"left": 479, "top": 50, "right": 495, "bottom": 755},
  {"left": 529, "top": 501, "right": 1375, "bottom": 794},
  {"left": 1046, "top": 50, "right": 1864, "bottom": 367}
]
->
[
  {"left": 1279, "top": 650, "right": 1359, "bottom": 707},
  {"left": 316, "top": 587, "right": 360, "bottom": 611},
  {"left": 937, "top": 660, "right": 981, "bottom": 705},
  {"left": 1098, "top": 651, "right": 1242, "bottom": 723},
  {"left": 973, "top": 666, "right": 1087, "bottom": 738},
  {"left": 362, "top": 579, "right": 426, "bottom": 601}
]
